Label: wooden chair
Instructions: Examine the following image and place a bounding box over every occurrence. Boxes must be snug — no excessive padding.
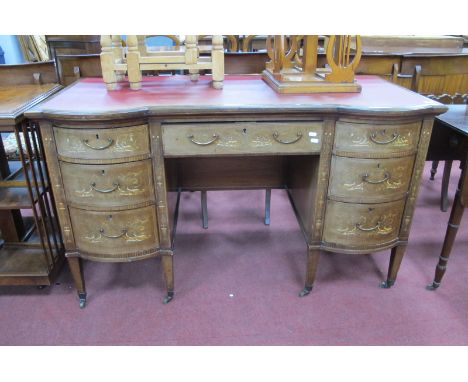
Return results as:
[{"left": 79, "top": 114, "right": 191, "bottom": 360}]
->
[
  {"left": 427, "top": 93, "right": 468, "bottom": 211},
  {"left": 101, "top": 35, "right": 224, "bottom": 90},
  {"left": 394, "top": 53, "right": 468, "bottom": 211}
]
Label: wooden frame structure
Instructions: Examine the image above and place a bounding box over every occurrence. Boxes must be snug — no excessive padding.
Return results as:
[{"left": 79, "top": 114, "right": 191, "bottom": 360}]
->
[
  {"left": 0, "top": 63, "right": 64, "bottom": 286},
  {"left": 262, "top": 35, "right": 362, "bottom": 93},
  {"left": 100, "top": 35, "right": 224, "bottom": 90}
]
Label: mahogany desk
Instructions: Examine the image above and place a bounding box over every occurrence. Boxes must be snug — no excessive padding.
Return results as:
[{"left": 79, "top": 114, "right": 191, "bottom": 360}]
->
[
  {"left": 26, "top": 75, "right": 446, "bottom": 307},
  {"left": 427, "top": 105, "right": 468, "bottom": 290}
]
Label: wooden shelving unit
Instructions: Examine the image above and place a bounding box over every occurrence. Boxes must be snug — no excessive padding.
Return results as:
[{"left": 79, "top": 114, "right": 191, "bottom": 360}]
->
[{"left": 0, "top": 62, "right": 64, "bottom": 286}]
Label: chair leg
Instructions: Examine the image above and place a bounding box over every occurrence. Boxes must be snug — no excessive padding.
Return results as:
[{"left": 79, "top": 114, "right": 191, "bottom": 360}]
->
[
  {"left": 430, "top": 160, "right": 439, "bottom": 180},
  {"left": 201, "top": 190, "right": 208, "bottom": 229},
  {"left": 441, "top": 160, "right": 453, "bottom": 212},
  {"left": 264, "top": 188, "right": 271, "bottom": 225}
]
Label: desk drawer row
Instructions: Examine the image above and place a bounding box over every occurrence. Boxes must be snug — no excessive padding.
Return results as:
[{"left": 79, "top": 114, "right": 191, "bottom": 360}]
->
[
  {"left": 50, "top": 118, "right": 422, "bottom": 256},
  {"left": 322, "top": 120, "right": 422, "bottom": 251},
  {"left": 52, "top": 120, "right": 420, "bottom": 159},
  {"left": 53, "top": 123, "right": 160, "bottom": 261}
]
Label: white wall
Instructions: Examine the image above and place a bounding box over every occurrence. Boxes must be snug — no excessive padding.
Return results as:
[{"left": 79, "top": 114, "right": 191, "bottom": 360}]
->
[{"left": 0, "top": 35, "right": 25, "bottom": 64}]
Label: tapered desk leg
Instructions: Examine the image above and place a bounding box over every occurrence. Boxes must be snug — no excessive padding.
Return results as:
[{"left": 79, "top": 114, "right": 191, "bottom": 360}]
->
[
  {"left": 427, "top": 181, "right": 466, "bottom": 290},
  {"left": 162, "top": 254, "right": 174, "bottom": 304},
  {"left": 300, "top": 247, "right": 320, "bottom": 297},
  {"left": 380, "top": 245, "right": 406, "bottom": 288},
  {"left": 201, "top": 190, "right": 208, "bottom": 229},
  {"left": 264, "top": 188, "right": 271, "bottom": 225},
  {"left": 67, "top": 257, "right": 86, "bottom": 308}
]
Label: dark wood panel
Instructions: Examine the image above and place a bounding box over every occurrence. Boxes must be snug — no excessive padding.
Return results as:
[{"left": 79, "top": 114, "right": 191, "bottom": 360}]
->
[
  {"left": 170, "top": 156, "right": 286, "bottom": 190},
  {"left": 286, "top": 155, "right": 320, "bottom": 241}
]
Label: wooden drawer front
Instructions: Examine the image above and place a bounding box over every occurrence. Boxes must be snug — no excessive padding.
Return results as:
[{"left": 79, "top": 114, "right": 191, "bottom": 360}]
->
[
  {"left": 162, "top": 121, "right": 323, "bottom": 156},
  {"left": 328, "top": 155, "right": 415, "bottom": 203},
  {"left": 54, "top": 124, "right": 150, "bottom": 161},
  {"left": 323, "top": 200, "right": 404, "bottom": 248},
  {"left": 60, "top": 159, "right": 155, "bottom": 209},
  {"left": 334, "top": 121, "right": 421, "bottom": 156},
  {"left": 70, "top": 206, "right": 159, "bottom": 258}
]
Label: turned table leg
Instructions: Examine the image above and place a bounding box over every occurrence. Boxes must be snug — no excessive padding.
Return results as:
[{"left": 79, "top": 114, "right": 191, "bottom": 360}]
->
[
  {"left": 380, "top": 245, "right": 406, "bottom": 289},
  {"left": 211, "top": 35, "right": 224, "bottom": 89},
  {"left": 427, "top": 163, "right": 467, "bottom": 290},
  {"left": 67, "top": 256, "right": 86, "bottom": 308},
  {"left": 126, "top": 35, "right": 142, "bottom": 90},
  {"left": 300, "top": 247, "right": 320, "bottom": 297},
  {"left": 162, "top": 253, "right": 174, "bottom": 304}
]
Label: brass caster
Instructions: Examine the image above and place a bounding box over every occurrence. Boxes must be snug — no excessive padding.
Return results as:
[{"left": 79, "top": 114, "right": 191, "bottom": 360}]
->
[
  {"left": 379, "top": 279, "right": 395, "bottom": 289},
  {"left": 78, "top": 292, "right": 87, "bottom": 309},
  {"left": 299, "top": 285, "right": 313, "bottom": 297},
  {"left": 426, "top": 281, "right": 440, "bottom": 291},
  {"left": 163, "top": 291, "right": 174, "bottom": 304}
]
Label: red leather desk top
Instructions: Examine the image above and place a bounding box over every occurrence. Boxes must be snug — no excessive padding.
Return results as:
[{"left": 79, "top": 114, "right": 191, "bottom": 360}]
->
[{"left": 27, "top": 75, "right": 446, "bottom": 119}]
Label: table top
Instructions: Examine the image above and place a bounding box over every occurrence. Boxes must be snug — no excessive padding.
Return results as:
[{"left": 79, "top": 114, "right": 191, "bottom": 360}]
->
[
  {"left": 26, "top": 75, "right": 446, "bottom": 120},
  {"left": 0, "top": 83, "right": 61, "bottom": 126},
  {"left": 436, "top": 105, "right": 468, "bottom": 136}
]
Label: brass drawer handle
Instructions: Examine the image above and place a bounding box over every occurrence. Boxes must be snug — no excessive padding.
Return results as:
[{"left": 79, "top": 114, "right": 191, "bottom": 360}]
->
[
  {"left": 369, "top": 132, "right": 399, "bottom": 145},
  {"left": 362, "top": 172, "right": 390, "bottom": 184},
  {"left": 187, "top": 134, "right": 219, "bottom": 146},
  {"left": 356, "top": 221, "right": 381, "bottom": 232},
  {"left": 99, "top": 228, "right": 127, "bottom": 239},
  {"left": 272, "top": 131, "right": 303, "bottom": 144},
  {"left": 91, "top": 182, "right": 119, "bottom": 193},
  {"left": 82, "top": 138, "right": 114, "bottom": 150}
]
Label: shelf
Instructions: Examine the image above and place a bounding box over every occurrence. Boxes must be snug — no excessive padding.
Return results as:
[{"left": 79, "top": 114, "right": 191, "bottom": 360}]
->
[
  {"left": 0, "top": 218, "right": 64, "bottom": 285},
  {"left": 0, "top": 160, "right": 47, "bottom": 209},
  {"left": 0, "top": 246, "right": 49, "bottom": 276},
  {"left": 0, "top": 244, "right": 63, "bottom": 285},
  {"left": 0, "top": 188, "right": 42, "bottom": 209}
]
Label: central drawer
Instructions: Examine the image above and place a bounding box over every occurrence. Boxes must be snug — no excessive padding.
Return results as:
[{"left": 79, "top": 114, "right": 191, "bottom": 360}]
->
[
  {"left": 69, "top": 206, "right": 159, "bottom": 260},
  {"left": 60, "top": 159, "right": 155, "bottom": 209},
  {"left": 162, "top": 121, "right": 323, "bottom": 156}
]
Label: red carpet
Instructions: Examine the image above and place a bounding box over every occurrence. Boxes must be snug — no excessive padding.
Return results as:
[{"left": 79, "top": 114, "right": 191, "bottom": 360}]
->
[{"left": 1, "top": 162, "right": 468, "bottom": 345}]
